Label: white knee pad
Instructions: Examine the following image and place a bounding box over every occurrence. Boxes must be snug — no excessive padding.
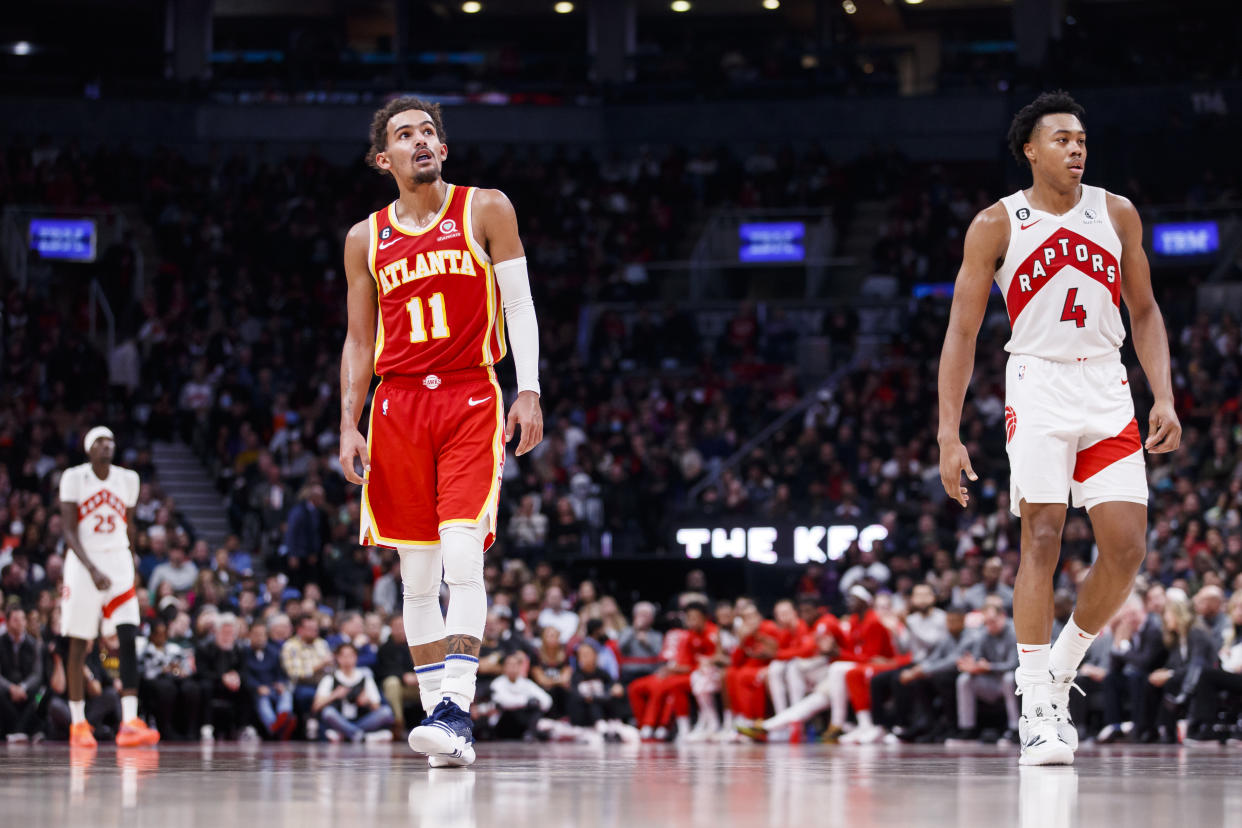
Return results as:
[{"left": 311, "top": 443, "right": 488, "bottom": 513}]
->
[
  {"left": 400, "top": 545, "right": 446, "bottom": 646},
  {"left": 440, "top": 522, "right": 488, "bottom": 641}
]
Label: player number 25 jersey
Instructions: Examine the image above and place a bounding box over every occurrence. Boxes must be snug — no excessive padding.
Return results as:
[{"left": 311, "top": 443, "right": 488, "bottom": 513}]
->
[
  {"left": 58, "top": 464, "right": 139, "bottom": 555},
  {"left": 994, "top": 184, "right": 1125, "bottom": 362},
  {"left": 367, "top": 184, "right": 506, "bottom": 378}
]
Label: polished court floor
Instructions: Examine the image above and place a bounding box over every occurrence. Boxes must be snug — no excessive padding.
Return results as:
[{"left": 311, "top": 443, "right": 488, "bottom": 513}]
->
[{"left": 2, "top": 741, "right": 1240, "bottom": 828}]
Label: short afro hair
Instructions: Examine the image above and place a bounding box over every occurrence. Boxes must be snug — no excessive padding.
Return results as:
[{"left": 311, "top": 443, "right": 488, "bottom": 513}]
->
[
  {"left": 1007, "top": 90, "right": 1086, "bottom": 168},
  {"left": 367, "top": 96, "right": 447, "bottom": 173}
]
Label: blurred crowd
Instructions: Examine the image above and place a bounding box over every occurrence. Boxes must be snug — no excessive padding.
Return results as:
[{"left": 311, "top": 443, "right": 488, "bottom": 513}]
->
[
  {"left": 2, "top": 135, "right": 1242, "bottom": 745},
  {"left": 0, "top": 558, "right": 1239, "bottom": 747}
]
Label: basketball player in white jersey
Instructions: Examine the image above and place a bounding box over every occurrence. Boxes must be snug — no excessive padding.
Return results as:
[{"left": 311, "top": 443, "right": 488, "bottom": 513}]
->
[
  {"left": 59, "top": 427, "right": 160, "bottom": 749},
  {"left": 937, "top": 91, "right": 1180, "bottom": 765}
]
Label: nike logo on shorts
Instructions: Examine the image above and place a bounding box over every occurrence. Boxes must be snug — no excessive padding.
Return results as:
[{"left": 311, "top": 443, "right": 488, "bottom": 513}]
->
[
  {"left": 378, "top": 238, "right": 400, "bottom": 250},
  {"left": 1121, "top": 378, "right": 1128, "bottom": 385},
  {"left": 467, "top": 397, "right": 492, "bottom": 406}
]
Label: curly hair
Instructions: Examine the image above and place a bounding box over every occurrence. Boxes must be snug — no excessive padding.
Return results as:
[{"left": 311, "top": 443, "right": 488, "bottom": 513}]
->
[
  {"left": 1007, "top": 90, "right": 1086, "bottom": 168},
  {"left": 366, "top": 96, "right": 447, "bottom": 172}
]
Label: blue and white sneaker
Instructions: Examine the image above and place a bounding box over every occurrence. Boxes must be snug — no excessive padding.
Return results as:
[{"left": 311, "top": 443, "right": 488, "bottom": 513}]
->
[{"left": 408, "top": 699, "right": 476, "bottom": 767}]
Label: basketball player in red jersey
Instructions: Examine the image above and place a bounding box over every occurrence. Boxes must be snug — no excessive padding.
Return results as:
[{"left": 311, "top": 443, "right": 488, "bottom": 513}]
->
[
  {"left": 339, "top": 97, "right": 543, "bottom": 767},
  {"left": 938, "top": 91, "right": 1180, "bottom": 765}
]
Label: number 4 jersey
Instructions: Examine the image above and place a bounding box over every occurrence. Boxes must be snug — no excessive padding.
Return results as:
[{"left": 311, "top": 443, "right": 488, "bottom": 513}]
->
[
  {"left": 996, "top": 185, "right": 1147, "bottom": 517},
  {"left": 367, "top": 184, "right": 506, "bottom": 378},
  {"left": 995, "top": 184, "right": 1124, "bottom": 362}
]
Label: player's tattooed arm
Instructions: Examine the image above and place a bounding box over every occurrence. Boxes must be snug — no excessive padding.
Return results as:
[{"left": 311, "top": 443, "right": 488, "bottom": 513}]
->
[
  {"left": 445, "top": 634, "right": 482, "bottom": 658},
  {"left": 340, "top": 219, "right": 378, "bottom": 484},
  {"left": 60, "top": 501, "right": 110, "bottom": 591}
]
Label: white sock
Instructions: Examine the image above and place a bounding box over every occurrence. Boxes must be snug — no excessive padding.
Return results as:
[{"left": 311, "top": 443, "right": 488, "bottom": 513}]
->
[
  {"left": 722, "top": 711, "right": 734, "bottom": 730},
  {"left": 640, "top": 725, "right": 653, "bottom": 738},
  {"left": 856, "top": 710, "right": 873, "bottom": 729},
  {"left": 70, "top": 700, "right": 86, "bottom": 725},
  {"left": 676, "top": 716, "right": 692, "bottom": 734},
  {"left": 1050, "top": 615, "right": 1097, "bottom": 675},
  {"left": 415, "top": 662, "right": 445, "bottom": 716},
  {"left": 1015, "top": 642, "right": 1051, "bottom": 689},
  {"left": 441, "top": 654, "right": 478, "bottom": 711},
  {"left": 122, "top": 695, "right": 139, "bottom": 722}
]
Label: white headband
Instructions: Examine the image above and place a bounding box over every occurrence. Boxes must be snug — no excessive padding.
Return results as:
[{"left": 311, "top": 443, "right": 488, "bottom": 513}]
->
[{"left": 83, "top": 426, "right": 115, "bottom": 454}]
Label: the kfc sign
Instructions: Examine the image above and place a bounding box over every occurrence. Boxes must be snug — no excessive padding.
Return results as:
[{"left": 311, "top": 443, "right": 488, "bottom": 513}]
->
[{"left": 674, "top": 523, "right": 888, "bottom": 566}]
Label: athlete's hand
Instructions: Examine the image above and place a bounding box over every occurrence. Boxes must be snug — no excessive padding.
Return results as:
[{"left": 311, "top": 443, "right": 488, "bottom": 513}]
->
[
  {"left": 506, "top": 390, "right": 544, "bottom": 457},
  {"left": 89, "top": 567, "right": 112, "bottom": 592},
  {"left": 339, "top": 427, "right": 370, "bottom": 485},
  {"left": 1145, "top": 400, "right": 1181, "bottom": 454},
  {"left": 939, "top": 438, "right": 977, "bottom": 508}
]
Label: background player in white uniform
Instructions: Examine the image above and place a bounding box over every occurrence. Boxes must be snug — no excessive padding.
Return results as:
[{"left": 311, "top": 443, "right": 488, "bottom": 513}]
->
[
  {"left": 936, "top": 91, "right": 1180, "bottom": 765},
  {"left": 59, "top": 426, "right": 160, "bottom": 749}
]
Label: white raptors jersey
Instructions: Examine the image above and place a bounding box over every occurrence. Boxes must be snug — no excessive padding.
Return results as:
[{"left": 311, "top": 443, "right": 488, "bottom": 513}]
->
[
  {"left": 58, "top": 464, "right": 139, "bottom": 555},
  {"left": 995, "top": 185, "right": 1125, "bottom": 362}
]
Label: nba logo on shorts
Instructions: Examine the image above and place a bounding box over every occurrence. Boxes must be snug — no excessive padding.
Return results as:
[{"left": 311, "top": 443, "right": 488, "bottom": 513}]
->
[
  {"left": 1005, "top": 406, "right": 1017, "bottom": 444},
  {"left": 382, "top": 399, "right": 389, "bottom": 415},
  {"left": 423, "top": 374, "right": 442, "bottom": 390},
  {"left": 1018, "top": 363, "right": 1026, "bottom": 380}
]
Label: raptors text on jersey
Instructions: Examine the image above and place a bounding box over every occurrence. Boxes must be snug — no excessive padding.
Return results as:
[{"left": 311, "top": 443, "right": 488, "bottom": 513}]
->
[
  {"left": 58, "top": 464, "right": 139, "bottom": 554},
  {"left": 367, "top": 184, "right": 506, "bottom": 378},
  {"left": 994, "top": 185, "right": 1124, "bottom": 362}
]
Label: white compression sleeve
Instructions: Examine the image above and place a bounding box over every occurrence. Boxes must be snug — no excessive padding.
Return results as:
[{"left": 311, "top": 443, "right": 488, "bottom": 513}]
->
[
  {"left": 400, "top": 545, "right": 446, "bottom": 647},
  {"left": 493, "top": 256, "right": 540, "bottom": 395}
]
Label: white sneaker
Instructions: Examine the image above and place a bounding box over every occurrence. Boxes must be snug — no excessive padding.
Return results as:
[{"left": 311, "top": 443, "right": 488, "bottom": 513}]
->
[
  {"left": 200, "top": 725, "right": 215, "bottom": 743},
  {"left": 408, "top": 726, "right": 476, "bottom": 767},
  {"left": 1049, "top": 670, "right": 1083, "bottom": 751},
  {"left": 365, "top": 730, "right": 394, "bottom": 744},
  {"left": 239, "top": 725, "right": 260, "bottom": 743},
  {"left": 841, "top": 725, "right": 884, "bottom": 744},
  {"left": 1018, "top": 709, "right": 1075, "bottom": 766},
  {"left": 305, "top": 719, "right": 319, "bottom": 741}
]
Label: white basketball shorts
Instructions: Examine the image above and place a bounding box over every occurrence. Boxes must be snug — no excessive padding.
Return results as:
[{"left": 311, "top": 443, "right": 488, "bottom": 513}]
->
[
  {"left": 1004, "top": 354, "right": 1148, "bottom": 517},
  {"left": 61, "top": 548, "right": 139, "bottom": 640}
]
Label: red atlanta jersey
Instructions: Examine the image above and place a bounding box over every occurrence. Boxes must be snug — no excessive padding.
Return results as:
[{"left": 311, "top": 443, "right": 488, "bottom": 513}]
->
[
  {"left": 995, "top": 185, "right": 1125, "bottom": 362},
  {"left": 366, "top": 184, "right": 505, "bottom": 378}
]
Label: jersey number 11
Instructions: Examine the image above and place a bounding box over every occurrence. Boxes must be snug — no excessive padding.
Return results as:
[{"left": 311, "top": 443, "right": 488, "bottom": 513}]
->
[{"left": 407, "top": 293, "right": 451, "bottom": 342}]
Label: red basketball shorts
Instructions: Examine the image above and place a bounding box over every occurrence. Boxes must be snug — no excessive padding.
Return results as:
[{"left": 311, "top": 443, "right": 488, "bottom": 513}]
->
[{"left": 360, "top": 366, "right": 505, "bottom": 550}]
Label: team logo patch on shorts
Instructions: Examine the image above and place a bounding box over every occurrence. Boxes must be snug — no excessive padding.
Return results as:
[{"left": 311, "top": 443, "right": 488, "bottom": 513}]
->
[
  {"left": 423, "top": 374, "right": 442, "bottom": 390},
  {"left": 1005, "top": 406, "right": 1018, "bottom": 444}
]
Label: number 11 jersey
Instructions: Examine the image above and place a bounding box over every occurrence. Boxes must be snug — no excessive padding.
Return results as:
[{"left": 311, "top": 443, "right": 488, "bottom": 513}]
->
[
  {"left": 995, "top": 184, "right": 1124, "bottom": 362},
  {"left": 366, "top": 184, "right": 506, "bottom": 378}
]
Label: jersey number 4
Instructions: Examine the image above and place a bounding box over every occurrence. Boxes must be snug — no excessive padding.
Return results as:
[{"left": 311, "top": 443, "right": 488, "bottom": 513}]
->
[
  {"left": 1060, "top": 288, "right": 1087, "bottom": 328},
  {"left": 407, "top": 293, "right": 451, "bottom": 343}
]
